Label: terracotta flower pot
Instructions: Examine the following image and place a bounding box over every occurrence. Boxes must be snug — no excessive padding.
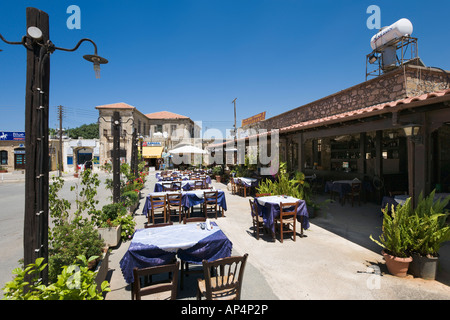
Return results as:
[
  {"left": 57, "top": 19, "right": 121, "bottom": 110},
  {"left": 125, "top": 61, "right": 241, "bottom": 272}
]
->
[{"left": 382, "top": 250, "right": 412, "bottom": 277}]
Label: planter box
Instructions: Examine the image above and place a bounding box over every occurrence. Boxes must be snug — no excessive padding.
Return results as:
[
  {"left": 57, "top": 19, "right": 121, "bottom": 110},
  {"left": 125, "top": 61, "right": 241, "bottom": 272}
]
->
[
  {"left": 98, "top": 225, "right": 121, "bottom": 247},
  {"left": 128, "top": 202, "right": 138, "bottom": 214},
  {"left": 94, "top": 250, "right": 110, "bottom": 292},
  {"left": 409, "top": 253, "right": 439, "bottom": 280}
]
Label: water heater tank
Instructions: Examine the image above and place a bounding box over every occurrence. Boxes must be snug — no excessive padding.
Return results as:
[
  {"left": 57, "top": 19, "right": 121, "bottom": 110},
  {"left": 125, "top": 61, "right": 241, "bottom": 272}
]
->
[{"left": 370, "top": 18, "right": 413, "bottom": 50}]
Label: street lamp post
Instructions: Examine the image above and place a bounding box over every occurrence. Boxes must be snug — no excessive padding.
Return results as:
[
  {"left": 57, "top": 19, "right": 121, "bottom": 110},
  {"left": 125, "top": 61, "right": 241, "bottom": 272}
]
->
[
  {"left": 403, "top": 123, "right": 422, "bottom": 208},
  {"left": 112, "top": 112, "right": 121, "bottom": 203},
  {"left": 1, "top": 7, "right": 108, "bottom": 285}
]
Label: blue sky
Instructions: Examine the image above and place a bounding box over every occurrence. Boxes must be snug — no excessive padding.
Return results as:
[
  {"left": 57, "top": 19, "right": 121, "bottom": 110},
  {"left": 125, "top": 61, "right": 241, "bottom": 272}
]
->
[{"left": 1, "top": 0, "right": 449, "bottom": 136}]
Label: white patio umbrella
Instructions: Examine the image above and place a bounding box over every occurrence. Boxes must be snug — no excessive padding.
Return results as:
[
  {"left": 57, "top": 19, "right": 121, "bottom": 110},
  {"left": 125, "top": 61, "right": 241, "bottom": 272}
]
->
[{"left": 168, "top": 145, "right": 207, "bottom": 154}]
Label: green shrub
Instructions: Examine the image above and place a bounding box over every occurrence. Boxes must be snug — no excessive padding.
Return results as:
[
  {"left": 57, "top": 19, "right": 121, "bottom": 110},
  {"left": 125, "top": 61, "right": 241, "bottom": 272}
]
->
[
  {"left": 370, "top": 198, "right": 414, "bottom": 258},
  {"left": 2, "top": 256, "right": 110, "bottom": 300},
  {"left": 48, "top": 221, "right": 105, "bottom": 283}
]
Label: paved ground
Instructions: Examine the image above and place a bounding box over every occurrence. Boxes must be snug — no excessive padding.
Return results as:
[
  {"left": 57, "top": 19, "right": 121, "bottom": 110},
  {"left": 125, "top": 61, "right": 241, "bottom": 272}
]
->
[
  {"left": 2, "top": 170, "right": 448, "bottom": 300},
  {"left": 105, "top": 171, "right": 450, "bottom": 300}
]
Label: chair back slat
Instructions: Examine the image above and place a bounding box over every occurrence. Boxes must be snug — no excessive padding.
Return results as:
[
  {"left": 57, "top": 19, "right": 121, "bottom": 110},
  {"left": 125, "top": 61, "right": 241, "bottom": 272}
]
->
[
  {"left": 201, "top": 254, "right": 248, "bottom": 300},
  {"left": 132, "top": 261, "right": 179, "bottom": 300}
]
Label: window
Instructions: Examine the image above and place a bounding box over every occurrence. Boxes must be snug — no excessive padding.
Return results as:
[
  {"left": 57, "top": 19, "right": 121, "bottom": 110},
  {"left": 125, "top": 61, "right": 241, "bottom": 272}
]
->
[
  {"left": 0, "top": 150, "right": 7, "bottom": 165},
  {"left": 155, "top": 124, "right": 162, "bottom": 133}
]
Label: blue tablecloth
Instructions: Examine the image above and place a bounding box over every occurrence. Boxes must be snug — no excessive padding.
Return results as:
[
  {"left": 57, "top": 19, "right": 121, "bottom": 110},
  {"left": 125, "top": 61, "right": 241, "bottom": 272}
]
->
[
  {"left": 156, "top": 174, "right": 211, "bottom": 184},
  {"left": 234, "top": 177, "right": 258, "bottom": 187},
  {"left": 255, "top": 195, "right": 309, "bottom": 234},
  {"left": 119, "top": 223, "right": 232, "bottom": 283},
  {"left": 142, "top": 190, "right": 227, "bottom": 216},
  {"left": 154, "top": 181, "right": 194, "bottom": 192}
]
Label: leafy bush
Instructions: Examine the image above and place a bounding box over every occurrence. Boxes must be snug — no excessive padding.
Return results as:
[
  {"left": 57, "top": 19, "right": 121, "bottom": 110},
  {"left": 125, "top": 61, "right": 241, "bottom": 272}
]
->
[
  {"left": 48, "top": 221, "right": 105, "bottom": 283},
  {"left": 370, "top": 198, "right": 414, "bottom": 258},
  {"left": 408, "top": 190, "right": 450, "bottom": 257},
  {"left": 2, "top": 256, "right": 110, "bottom": 300},
  {"left": 371, "top": 190, "right": 450, "bottom": 258},
  {"left": 121, "top": 190, "right": 139, "bottom": 208},
  {"left": 115, "top": 214, "right": 137, "bottom": 241}
]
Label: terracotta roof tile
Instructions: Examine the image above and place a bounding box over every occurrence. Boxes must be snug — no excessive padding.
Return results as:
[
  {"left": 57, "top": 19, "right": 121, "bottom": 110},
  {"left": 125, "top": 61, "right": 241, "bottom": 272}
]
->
[
  {"left": 208, "top": 88, "right": 450, "bottom": 148},
  {"left": 95, "top": 102, "right": 135, "bottom": 109},
  {"left": 145, "top": 111, "right": 189, "bottom": 119}
]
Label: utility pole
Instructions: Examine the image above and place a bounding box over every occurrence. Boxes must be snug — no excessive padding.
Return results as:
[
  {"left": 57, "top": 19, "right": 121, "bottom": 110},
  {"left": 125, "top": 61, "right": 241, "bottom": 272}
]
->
[
  {"left": 232, "top": 98, "right": 237, "bottom": 138},
  {"left": 131, "top": 128, "right": 138, "bottom": 178},
  {"left": 57, "top": 105, "right": 64, "bottom": 177},
  {"left": 23, "top": 7, "right": 50, "bottom": 284},
  {"left": 1, "top": 7, "right": 107, "bottom": 288},
  {"left": 112, "top": 111, "right": 121, "bottom": 203}
]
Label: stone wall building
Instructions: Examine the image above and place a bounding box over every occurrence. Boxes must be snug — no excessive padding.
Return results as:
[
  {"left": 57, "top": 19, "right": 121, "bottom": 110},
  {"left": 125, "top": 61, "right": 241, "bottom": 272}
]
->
[
  {"left": 96, "top": 103, "right": 201, "bottom": 168},
  {"left": 237, "top": 64, "right": 450, "bottom": 204}
]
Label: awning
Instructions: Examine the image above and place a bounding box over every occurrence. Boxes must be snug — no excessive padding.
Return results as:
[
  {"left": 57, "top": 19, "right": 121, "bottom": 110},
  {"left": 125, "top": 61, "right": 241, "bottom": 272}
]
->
[{"left": 141, "top": 146, "right": 163, "bottom": 159}]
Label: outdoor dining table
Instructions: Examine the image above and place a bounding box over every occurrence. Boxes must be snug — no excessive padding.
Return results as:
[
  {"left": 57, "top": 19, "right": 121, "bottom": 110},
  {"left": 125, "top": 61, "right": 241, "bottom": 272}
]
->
[
  {"left": 234, "top": 177, "right": 258, "bottom": 187},
  {"left": 381, "top": 193, "right": 450, "bottom": 212},
  {"left": 142, "top": 189, "right": 227, "bottom": 216},
  {"left": 119, "top": 222, "right": 233, "bottom": 284},
  {"left": 157, "top": 174, "right": 212, "bottom": 184},
  {"left": 325, "top": 179, "right": 362, "bottom": 203},
  {"left": 154, "top": 179, "right": 210, "bottom": 192},
  {"left": 254, "top": 195, "right": 309, "bottom": 238}
]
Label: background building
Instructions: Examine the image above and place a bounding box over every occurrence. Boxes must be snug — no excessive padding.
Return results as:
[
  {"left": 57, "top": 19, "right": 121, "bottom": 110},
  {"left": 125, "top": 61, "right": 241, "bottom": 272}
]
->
[
  {"left": 96, "top": 103, "right": 201, "bottom": 169},
  {"left": 0, "top": 131, "right": 26, "bottom": 171}
]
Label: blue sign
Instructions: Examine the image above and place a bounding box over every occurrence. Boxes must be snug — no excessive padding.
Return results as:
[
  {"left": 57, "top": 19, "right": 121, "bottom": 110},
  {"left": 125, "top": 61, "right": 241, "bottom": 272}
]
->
[{"left": 0, "top": 132, "right": 25, "bottom": 141}]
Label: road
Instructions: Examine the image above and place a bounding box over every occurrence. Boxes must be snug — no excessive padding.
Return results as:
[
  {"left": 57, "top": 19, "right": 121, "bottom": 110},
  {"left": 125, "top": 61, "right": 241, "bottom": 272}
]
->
[{"left": 0, "top": 171, "right": 113, "bottom": 296}]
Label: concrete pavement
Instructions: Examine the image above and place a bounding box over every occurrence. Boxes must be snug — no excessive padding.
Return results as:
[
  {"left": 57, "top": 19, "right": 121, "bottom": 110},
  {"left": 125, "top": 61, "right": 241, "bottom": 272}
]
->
[
  {"left": 2, "top": 169, "right": 448, "bottom": 300},
  {"left": 105, "top": 172, "right": 450, "bottom": 300}
]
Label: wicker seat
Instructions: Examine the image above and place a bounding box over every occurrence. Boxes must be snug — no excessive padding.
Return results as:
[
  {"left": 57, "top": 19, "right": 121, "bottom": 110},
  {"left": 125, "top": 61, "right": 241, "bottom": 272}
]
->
[
  {"left": 275, "top": 202, "right": 298, "bottom": 243},
  {"left": 197, "top": 254, "right": 248, "bottom": 300}
]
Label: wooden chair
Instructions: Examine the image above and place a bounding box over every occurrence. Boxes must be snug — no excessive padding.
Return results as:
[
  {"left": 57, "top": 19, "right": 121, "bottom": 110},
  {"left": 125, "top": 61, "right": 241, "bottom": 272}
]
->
[
  {"left": 389, "top": 190, "right": 407, "bottom": 197},
  {"left": 172, "top": 181, "right": 182, "bottom": 191},
  {"left": 230, "top": 178, "right": 238, "bottom": 195},
  {"left": 197, "top": 254, "right": 249, "bottom": 300},
  {"left": 276, "top": 202, "right": 299, "bottom": 243},
  {"left": 255, "top": 193, "right": 271, "bottom": 197},
  {"left": 145, "top": 221, "right": 173, "bottom": 228},
  {"left": 194, "top": 180, "right": 204, "bottom": 190},
  {"left": 180, "top": 217, "right": 207, "bottom": 289},
  {"left": 203, "top": 191, "right": 219, "bottom": 219},
  {"left": 131, "top": 261, "right": 179, "bottom": 300},
  {"left": 183, "top": 216, "right": 206, "bottom": 224},
  {"left": 162, "top": 182, "right": 174, "bottom": 191},
  {"left": 249, "top": 199, "right": 265, "bottom": 240},
  {"left": 148, "top": 195, "right": 167, "bottom": 224},
  {"left": 237, "top": 178, "right": 250, "bottom": 197},
  {"left": 344, "top": 182, "right": 361, "bottom": 207},
  {"left": 167, "top": 193, "right": 183, "bottom": 223}
]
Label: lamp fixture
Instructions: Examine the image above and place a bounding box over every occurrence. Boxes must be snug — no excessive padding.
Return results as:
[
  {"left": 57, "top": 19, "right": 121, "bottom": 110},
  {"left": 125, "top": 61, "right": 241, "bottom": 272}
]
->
[
  {"left": 403, "top": 124, "right": 421, "bottom": 137},
  {"left": 368, "top": 53, "right": 378, "bottom": 64},
  {"left": 83, "top": 54, "right": 108, "bottom": 79},
  {"left": 27, "top": 26, "right": 43, "bottom": 40}
]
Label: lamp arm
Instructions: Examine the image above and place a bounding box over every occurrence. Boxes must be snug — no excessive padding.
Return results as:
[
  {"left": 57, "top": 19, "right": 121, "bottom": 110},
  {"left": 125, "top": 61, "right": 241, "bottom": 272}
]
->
[
  {"left": 54, "top": 38, "right": 98, "bottom": 55},
  {"left": 0, "top": 33, "right": 26, "bottom": 45}
]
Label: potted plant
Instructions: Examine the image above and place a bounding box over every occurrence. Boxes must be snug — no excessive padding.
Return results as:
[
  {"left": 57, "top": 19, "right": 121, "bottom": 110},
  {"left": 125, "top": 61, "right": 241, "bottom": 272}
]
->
[
  {"left": 95, "top": 203, "right": 126, "bottom": 247},
  {"left": 370, "top": 198, "right": 413, "bottom": 277},
  {"left": 212, "top": 165, "right": 223, "bottom": 183},
  {"left": 407, "top": 191, "right": 450, "bottom": 280},
  {"left": 121, "top": 190, "right": 140, "bottom": 213}
]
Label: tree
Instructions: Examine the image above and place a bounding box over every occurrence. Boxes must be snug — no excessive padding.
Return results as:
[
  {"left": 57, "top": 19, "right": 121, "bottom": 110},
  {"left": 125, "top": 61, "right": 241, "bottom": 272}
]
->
[{"left": 67, "top": 123, "right": 99, "bottom": 139}]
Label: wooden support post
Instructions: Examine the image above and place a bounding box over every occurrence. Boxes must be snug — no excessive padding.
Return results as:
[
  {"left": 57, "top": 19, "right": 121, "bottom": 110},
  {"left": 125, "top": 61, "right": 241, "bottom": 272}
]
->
[
  {"left": 112, "top": 111, "right": 121, "bottom": 203},
  {"left": 23, "top": 7, "right": 50, "bottom": 285}
]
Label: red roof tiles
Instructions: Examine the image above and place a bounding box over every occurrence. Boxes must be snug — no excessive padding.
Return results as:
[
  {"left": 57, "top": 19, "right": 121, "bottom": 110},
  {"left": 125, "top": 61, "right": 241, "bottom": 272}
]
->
[
  {"left": 145, "top": 111, "right": 189, "bottom": 119},
  {"left": 95, "top": 102, "right": 136, "bottom": 109}
]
